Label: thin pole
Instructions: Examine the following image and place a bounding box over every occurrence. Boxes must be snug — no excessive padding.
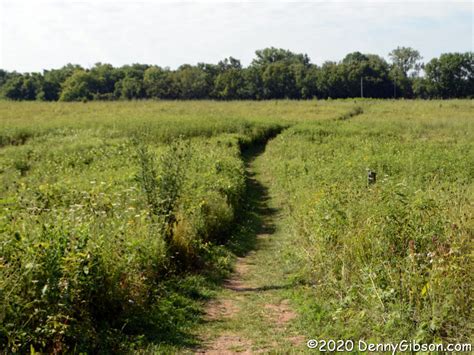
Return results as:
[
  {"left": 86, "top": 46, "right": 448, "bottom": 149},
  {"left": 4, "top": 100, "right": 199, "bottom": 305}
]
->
[{"left": 360, "top": 77, "right": 364, "bottom": 98}]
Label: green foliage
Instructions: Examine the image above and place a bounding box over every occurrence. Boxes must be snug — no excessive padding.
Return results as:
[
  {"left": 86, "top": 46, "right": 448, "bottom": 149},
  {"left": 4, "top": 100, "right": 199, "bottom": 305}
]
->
[
  {"left": 2, "top": 48, "right": 472, "bottom": 101},
  {"left": 336, "top": 105, "right": 363, "bottom": 120},
  {"left": 143, "top": 66, "right": 173, "bottom": 99},
  {"left": 0, "top": 70, "right": 9, "bottom": 88},
  {"left": 40, "top": 65, "right": 82, "bottom": 101},
  {"left": 1, "top": 73, "right": 43, "bottom": 101},
  {"left": 59, "top": 70, "right": 99, "bottom": 101},
  {"left": 261, "top": 62, "right": 299, "bottom": 99},
  {"left": 114, "top": 76, "right": 144, "bottom": 100},
  {"left": 214, "top": 68, "right": 246, "bottom": 99},
  {"left": 135, "top": 138, "right": 190, "bottom": 244},
  {"left": 171, "top": 65, "right": 210, "bottom": 99},
  {"left": 389, "top": 46, "right": 423, "bottom": 77},
  {"left": 0, "top": 102, "right": 285, "bottom": 352},
  {"left": 0, "top": 100, "right": 472, "bottom": 352},
  {"left": 424, "top": 52, "right": 473, "bottom": 98},
  {"left": 261, "top": 100, "right": 473, "bottom": 343},
  {"left": 90, "top": 63, "right": 122, "bottom": 96},
  {"left": 252, "top": 47, "right": 310, "bottom": 67}
]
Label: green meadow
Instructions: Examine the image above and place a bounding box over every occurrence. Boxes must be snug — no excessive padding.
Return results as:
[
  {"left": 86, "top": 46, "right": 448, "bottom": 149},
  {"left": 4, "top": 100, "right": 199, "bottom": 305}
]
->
[{"left": 0, "top": 100, "right": 472, "bottom": 352}]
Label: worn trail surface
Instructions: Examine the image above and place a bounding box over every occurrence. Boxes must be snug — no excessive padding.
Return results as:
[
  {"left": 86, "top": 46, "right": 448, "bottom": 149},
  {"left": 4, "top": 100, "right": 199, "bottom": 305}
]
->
[{"left": 193, "top": 142, "right": 307, "bottom": 354}]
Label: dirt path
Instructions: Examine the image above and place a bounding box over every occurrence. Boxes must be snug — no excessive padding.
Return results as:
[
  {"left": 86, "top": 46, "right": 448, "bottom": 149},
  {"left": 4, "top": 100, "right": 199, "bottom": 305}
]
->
[{"left": 193, "top": 142, "right": 307, "bottom": 354}]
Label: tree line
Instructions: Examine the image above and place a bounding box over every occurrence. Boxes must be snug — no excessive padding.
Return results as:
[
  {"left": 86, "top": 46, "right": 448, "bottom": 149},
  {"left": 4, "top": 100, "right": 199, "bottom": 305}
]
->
[{"left": 1, "top": 47, "right": 472, "bottom": 101}]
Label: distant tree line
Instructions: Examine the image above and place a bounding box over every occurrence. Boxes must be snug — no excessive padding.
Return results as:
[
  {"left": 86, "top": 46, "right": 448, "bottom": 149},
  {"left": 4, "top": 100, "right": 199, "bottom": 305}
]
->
[{"left": 1, "top": 47, "right": 472, "bottom": 101}]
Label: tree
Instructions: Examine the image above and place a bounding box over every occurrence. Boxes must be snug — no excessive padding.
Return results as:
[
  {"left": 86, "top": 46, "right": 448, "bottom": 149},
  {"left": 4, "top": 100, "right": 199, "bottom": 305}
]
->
[
  {"left": 217, "top": 57, "right": 242, "bottom": 71},
  {"left": 342, "top": 52, "right": 369, "bottom": 66},
  {"left": 1, "top": 73, "right": 43, "bottom": 100},
  {"left": 114, "top": 76, "right": 144, "bottom": 99},
  {"left": 424, "top": 52, "right": 473, "bottom": 98},
  {"left": 22, "top": 73, "right": 44, "bottom": 100},
  {"left": 261, "top": 62, "right": 299, "bottom": 99},
  {"left": 252, "top": 47, "right": 310, "bottom": 67},
  {"left": 144, "top": 66, "right": 173, "bottom": 99},
  {"left": 364, "top": 55, "right": 392, "bottom": 98},
  {"left": 388, "top": 46, "right": 423, "bottom": 98},
  {"left": 342, "top": 52, "right": 369, "bottom": 97},
  {"left": 317, "top": 61, "right": 348, "bottom": 98},
  {"left": 214, "top": 68, "right": 245, "bottom": 99},
  {"left": 113, "top": 64, "right": 149, "bottom": 99},
  {"left": 90, "top": 63, "right": 121, "bottom": 98},
  {"left": 59, "top": 70, "right": 99, "bottom": 101},
  {"left": 212, "top": 57, "right": 246, "bottom": 99},
  {"left": 412, "top": 77, "right": 430, "bottom": 99},
  {"left": 39, "top": 64, "right": 81, "bottom": 101},
  {"left": 389, "top": 66, "right": 412, "bottom": 98},
  {"left": 339, "top": 52, "right": 391, "bottom": 98},
  {"left": 118, "top": 64, "right": 149, "bottom": 80},
  {"left": 0, "top": 69, "right": 10, "bottom": 88},
  {"left": 1, "top": 74, "right": 24, "bottom": 100},
  {"left": 250, "top": 48, "right": 311, "bottom": 99},
  {"left": 2, "top": 48, "right": 472, "bottom": 101},
  {"left": 241, "top": 66, "right": 263, "bottom": 99},
  {"left": 300, "top": 65, "right": 320, "bottom": 99},
  {"left": 389, "top": 46, "right": 423, "bottom": 77},
  {"left": 197, "top": 62, "right": 219, "bottom": 98},
  {"left": 171, "top": 65, "right": 210, "bottom": 99}
]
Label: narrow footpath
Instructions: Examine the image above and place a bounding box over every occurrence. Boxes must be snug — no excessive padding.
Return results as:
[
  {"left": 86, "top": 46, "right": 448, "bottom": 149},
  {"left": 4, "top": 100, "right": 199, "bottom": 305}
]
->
[{"left": 194, "top": 141, "right": 308, "bottom": 354}]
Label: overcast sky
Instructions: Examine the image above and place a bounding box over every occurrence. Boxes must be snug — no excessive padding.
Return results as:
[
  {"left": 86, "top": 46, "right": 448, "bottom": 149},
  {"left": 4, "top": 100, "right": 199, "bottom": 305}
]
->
[{"left": 0, "top": 0, "right": 472, "bottom": 72}]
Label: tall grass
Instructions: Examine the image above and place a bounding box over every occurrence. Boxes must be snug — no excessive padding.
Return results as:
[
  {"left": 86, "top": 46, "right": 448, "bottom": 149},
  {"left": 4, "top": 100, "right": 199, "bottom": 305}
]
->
[
  {"left": 0, "top": 100, "right": 357, "bottom": 147},
  {"left": 1, "top": 99, "right": 472, "bottom": 351},
  {"left": 0, "top": 101, "right": 287, "bottom": 351},
  {"left": 261, "top": 100, "right": 473, "bottom": 343}
]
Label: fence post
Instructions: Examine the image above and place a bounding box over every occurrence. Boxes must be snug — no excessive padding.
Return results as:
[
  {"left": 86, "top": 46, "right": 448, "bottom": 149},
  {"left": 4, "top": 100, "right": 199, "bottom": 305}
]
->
[{"left": 368, "top": 170, "right": 376, "bottom": 185}]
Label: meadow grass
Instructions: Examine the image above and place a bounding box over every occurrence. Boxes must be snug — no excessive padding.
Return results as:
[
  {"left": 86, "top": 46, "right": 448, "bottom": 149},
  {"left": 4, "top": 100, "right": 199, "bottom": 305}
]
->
[
  {"left": 0, "top": 99, "right": 472, "bottom": 352},
  {"left": 0, "top": 100, "right": 353, "bottom": 147},
  {"left": 261, "top": 99, "right": 473, "bottom": 344}
]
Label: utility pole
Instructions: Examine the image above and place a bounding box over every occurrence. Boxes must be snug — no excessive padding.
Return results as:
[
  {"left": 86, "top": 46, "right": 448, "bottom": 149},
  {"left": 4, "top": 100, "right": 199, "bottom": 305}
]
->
[{"left": 360, "top": 77, "right": 364, "bottom": 98}]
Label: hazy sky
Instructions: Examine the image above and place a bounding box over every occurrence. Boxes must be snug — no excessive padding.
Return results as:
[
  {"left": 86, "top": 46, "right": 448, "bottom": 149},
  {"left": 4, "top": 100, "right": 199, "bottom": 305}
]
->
[{"left": 0, "top": 0, "right": 472, "bottom": 72}]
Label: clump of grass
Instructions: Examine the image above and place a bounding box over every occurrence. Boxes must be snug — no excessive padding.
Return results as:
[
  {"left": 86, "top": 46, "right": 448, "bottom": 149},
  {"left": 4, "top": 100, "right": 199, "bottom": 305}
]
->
[
  {"left": 0, "top": 128, "right": 34, "bottom": 147},
  {"left": 13, "top": 159, "right": 30, "bottom": 176},
  {"left": 135, "top": 139, "right": 189, "bottom": 237},
  {"left": 337, "top": 105, "right": 363, "bottom": 120}
]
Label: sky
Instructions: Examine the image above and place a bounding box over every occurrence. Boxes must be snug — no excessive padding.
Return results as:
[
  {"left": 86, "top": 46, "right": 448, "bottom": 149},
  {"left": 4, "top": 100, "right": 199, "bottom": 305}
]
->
[{"left": 0, "top": 0, "right": 472, "bottom": 72}]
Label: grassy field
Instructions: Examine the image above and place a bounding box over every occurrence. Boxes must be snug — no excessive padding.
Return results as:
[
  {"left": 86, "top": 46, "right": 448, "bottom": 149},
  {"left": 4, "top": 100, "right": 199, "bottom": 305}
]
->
[
  {"left": 0, "top": 100, "right": 472, "bottom": 352},
  {"left": 261, "top": 100, "right": 473, "bottom": 345}
]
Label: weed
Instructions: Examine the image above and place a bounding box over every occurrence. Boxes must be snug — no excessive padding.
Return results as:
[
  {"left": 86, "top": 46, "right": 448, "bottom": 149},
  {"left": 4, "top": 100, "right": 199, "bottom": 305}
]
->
[{"left": 336, "top": 105, "right": 363, "bottom": 120}]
